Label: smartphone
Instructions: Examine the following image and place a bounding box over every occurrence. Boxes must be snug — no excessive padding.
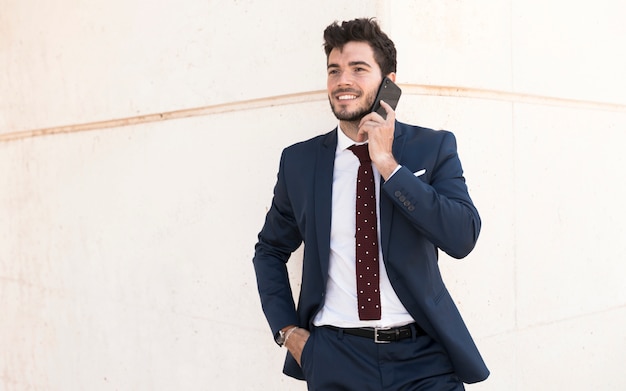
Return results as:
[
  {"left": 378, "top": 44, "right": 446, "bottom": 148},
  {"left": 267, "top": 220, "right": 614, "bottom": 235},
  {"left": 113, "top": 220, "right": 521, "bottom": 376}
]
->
[{"left": 370, "top": 77, "right": 402, "bottom": 119}]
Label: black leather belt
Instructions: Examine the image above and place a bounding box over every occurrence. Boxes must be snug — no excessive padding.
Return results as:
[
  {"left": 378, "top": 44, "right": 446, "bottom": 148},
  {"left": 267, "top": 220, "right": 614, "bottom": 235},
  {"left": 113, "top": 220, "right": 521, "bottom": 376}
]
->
[{"left": 322, "top": 323, "right": 425, "bottom": 343}]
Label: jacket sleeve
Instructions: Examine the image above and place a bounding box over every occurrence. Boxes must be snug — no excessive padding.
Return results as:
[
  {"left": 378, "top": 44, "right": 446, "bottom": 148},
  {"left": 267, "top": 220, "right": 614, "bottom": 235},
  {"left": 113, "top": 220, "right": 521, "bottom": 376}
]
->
[
  {"left": 382, "top": 131, "right": 481, "bottom": 259},
  {"left": 252, "top": 149, "right": 302, "bottom": 337}
]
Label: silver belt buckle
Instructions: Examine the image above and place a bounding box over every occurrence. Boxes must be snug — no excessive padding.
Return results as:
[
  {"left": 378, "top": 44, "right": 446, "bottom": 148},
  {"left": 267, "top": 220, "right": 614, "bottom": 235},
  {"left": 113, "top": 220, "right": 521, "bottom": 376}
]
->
[{"left": 374, "top": 327, "right": 391, "bottom": 344}]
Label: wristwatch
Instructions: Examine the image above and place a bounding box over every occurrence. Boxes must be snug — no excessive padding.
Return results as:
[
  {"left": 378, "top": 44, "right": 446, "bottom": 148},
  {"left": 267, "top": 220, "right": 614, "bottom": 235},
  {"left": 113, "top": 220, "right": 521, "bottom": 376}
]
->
[
  {"left": 275, "top": 326, "right": 297, "bottom": 347},
  {"left": 275, "top": 328, "right": 289, "bottom": 347}
]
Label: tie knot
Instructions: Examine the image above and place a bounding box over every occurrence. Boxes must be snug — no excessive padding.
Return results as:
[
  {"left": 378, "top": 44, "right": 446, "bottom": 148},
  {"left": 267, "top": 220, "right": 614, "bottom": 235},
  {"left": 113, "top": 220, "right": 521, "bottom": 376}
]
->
[{"left": 349, "top": 144, "right": 371, "bottom": 163}]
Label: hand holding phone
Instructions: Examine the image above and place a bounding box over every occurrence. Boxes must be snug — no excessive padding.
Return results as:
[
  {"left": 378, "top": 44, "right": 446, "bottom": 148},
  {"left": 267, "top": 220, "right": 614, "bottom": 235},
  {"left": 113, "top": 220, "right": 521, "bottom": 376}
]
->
[{"left": 370, "top": 77, "right": 402, "bottom": 120}]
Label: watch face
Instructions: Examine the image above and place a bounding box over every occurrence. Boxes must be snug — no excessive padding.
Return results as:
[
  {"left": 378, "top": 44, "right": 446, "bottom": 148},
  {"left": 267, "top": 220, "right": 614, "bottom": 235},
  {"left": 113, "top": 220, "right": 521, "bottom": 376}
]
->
[{"left": 276, "top": 330, "right": 286, "bottom": 345}]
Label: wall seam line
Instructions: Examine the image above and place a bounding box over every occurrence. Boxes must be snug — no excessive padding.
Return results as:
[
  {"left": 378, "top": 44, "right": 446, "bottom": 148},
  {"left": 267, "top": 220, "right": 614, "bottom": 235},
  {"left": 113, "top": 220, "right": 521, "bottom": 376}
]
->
[{"left": 2, "top": 85, "right": 625, "bottom": 143}]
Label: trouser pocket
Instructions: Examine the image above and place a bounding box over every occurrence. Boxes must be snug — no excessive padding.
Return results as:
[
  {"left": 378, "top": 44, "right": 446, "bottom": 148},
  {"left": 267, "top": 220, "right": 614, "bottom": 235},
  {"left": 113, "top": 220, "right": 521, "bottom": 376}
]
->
[{"left": 300, "top": 330, "right": 315, "bottom": 376}]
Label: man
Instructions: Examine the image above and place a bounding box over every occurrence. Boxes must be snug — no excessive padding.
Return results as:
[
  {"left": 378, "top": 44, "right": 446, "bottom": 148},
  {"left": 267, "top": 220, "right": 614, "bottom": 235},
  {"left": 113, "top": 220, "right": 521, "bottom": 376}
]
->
[{"left": 253, "top": 18, "right": 489, "bottom": 390}]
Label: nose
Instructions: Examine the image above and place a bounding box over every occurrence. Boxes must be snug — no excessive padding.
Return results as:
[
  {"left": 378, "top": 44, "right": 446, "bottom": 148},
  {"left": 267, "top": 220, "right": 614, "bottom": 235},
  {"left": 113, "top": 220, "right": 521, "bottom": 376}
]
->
[{"left": 336, "top": 71, "right": 353, "bottom": 87}]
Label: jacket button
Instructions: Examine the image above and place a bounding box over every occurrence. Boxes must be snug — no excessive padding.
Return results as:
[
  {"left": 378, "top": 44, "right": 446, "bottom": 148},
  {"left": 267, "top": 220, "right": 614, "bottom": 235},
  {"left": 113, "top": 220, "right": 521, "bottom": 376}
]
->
[
  {"left": 394, "top": 191, "right": 402, "bottom": 197},
  {"left": 408, "top": 205, "right": 415, "bottom": 212},
  {"left": 404, "top": 201, "right": 411, "bottom": 207},
  {"left": 399, "top": 195, "right": 406, "bottom": 202}
]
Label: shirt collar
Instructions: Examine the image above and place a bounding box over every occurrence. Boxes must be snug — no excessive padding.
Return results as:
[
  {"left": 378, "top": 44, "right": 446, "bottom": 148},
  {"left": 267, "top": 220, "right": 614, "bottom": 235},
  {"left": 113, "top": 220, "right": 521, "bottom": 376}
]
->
[{"left": 337, "top": 123, "right": 366, "bottom": 152}]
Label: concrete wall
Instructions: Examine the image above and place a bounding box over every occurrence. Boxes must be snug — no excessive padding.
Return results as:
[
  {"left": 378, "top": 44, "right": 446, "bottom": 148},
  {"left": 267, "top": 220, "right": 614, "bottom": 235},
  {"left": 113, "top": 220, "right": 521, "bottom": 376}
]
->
[{"left": 1, "top": 1, "right": 625, "bottom": 389}]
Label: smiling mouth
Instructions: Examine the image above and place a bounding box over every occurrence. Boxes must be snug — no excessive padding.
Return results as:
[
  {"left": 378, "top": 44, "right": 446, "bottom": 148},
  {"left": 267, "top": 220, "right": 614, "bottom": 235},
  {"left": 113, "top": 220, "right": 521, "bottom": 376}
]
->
[{"left": 337, "top": 94, "right": 357, "bottom": 101}]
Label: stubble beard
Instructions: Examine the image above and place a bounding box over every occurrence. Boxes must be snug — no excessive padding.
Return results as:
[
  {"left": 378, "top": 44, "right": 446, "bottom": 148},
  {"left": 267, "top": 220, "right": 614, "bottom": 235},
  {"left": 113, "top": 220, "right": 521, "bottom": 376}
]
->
[{"left": 329, "top": 90, "right": 376, "bottom": 123}]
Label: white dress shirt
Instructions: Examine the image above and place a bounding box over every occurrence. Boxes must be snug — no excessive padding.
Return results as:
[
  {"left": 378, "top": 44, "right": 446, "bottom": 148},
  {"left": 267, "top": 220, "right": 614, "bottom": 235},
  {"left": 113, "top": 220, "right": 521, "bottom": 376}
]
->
[{"left": 313, "top": 125, "right": 414, "bottom": 328}]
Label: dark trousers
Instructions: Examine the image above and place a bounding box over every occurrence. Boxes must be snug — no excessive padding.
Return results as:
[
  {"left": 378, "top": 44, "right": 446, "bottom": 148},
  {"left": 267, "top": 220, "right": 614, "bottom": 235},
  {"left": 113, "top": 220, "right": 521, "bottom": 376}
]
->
[{"left": 300, "top": 326, "right": 464, "bottom": 391}]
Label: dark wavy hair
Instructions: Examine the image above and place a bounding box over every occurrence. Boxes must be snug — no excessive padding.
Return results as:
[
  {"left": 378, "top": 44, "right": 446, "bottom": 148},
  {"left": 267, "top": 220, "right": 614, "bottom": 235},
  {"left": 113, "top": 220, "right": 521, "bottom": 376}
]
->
[{"left": 323, "top": 18, "right": 397, "bottom": 76}]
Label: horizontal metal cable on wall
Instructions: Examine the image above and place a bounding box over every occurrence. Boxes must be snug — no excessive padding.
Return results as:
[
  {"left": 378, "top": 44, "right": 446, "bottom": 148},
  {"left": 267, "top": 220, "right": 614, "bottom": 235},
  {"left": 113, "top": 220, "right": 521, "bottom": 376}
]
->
[{"left": 2, "top": 84, "right": 625, "bottom": 143}]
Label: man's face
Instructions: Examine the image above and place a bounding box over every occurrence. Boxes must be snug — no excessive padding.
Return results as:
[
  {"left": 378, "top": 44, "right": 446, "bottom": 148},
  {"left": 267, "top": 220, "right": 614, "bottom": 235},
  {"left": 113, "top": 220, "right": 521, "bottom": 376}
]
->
[{"left": 327, "top": 41, "right": 385, "bottom": 122}]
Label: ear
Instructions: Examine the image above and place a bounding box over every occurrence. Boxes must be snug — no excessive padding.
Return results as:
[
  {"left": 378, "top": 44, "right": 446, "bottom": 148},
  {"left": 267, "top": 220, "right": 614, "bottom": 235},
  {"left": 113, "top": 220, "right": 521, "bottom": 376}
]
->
[{"left": 386, "top": 72, "right": 397, "bottom": 82}]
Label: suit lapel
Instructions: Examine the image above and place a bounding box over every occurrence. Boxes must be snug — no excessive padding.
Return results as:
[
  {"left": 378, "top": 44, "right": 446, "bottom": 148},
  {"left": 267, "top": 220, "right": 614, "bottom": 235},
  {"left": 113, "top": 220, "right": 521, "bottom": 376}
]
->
[
  {"left": 380, "top": 122, "right": 407, "bottom": 259},
  {"left": 315, "top": 129, "right": 337, "bottom": 283}
]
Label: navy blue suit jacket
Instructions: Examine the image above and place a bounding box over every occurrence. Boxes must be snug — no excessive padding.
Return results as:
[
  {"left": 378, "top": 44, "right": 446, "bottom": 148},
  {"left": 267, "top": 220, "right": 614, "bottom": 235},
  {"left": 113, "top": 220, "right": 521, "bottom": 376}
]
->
[{"left": 253, "top": 121, "right": 489, "bottom": 383}]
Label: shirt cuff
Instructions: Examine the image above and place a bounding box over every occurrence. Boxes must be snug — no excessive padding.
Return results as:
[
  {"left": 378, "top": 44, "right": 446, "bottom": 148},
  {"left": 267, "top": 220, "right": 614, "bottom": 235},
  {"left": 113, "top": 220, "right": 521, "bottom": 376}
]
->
[{"left": 388, "top": 165, "right": 402, "bottom": 179}]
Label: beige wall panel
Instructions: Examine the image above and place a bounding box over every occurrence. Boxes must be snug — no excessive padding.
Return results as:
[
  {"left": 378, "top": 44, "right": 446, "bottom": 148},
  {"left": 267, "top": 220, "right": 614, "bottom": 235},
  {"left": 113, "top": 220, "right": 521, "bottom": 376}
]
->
[
  {"left": 0, "top": 0, "right": 380, "bottom": 134},
  {"left": 389, "top": 1, "right": 512, "bottom": 92},
  {"left": 465, "top": 307, "right": 626, "bottom": 390},
  {"left": 513, "top": 104, "right": 626, "bottom": 326},
  {"left": 512, "top": 0, "right": 626, "bottom": 104},
  {"left": 515, "top": 307, "right": 626, "bottom": 390},
  {"left": 464, "top": 332, "right": 517, "bottom": 390},
  {"left": 0, "top": 101, "right": 335, "bottom": 390}
]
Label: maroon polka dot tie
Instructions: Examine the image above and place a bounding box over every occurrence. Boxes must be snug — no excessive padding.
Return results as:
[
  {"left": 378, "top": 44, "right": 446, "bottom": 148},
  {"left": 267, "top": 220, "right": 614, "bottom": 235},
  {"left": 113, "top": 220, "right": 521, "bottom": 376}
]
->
[{"left": 348, "top": 144, "right": 381, "bottom": 320}]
